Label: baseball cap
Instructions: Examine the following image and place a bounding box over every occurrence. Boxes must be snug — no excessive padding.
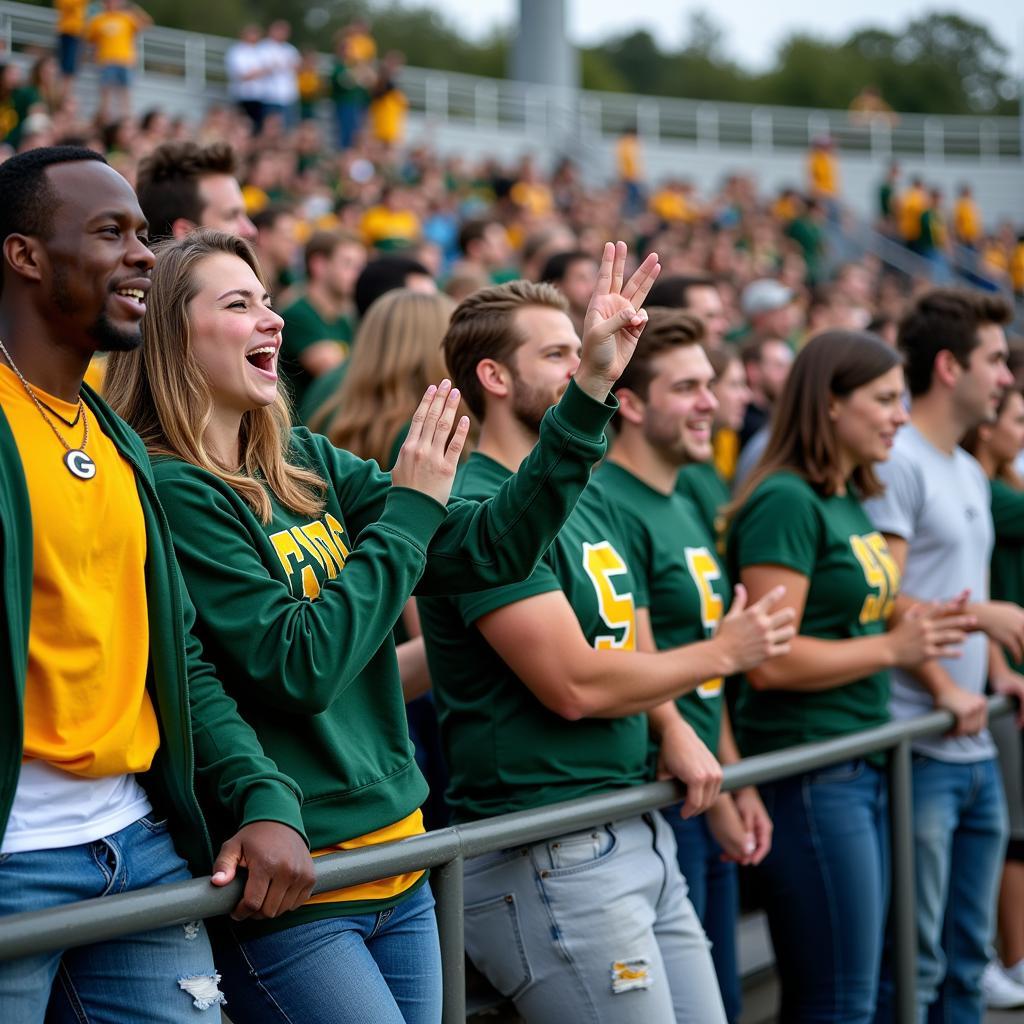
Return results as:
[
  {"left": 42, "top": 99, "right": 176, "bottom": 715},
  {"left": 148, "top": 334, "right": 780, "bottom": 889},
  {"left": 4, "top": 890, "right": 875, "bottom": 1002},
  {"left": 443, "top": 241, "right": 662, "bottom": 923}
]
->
[{"left": 741, "top": 279, "right": 793, "bottom": 318}]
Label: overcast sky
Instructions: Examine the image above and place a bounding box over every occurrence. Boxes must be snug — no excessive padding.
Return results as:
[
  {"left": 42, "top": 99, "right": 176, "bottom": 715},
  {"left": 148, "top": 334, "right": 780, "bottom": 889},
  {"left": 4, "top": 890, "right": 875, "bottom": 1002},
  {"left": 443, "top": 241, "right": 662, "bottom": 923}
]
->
[{"left": 418, "top": 0, "right": 1023, "bottom": 75}]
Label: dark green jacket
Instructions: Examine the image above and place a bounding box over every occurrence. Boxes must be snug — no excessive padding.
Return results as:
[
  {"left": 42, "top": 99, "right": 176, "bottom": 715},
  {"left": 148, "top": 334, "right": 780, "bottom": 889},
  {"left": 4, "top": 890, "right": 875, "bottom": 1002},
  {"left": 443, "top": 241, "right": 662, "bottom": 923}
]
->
[
  {"left": 152, "top": 380, "right": 614, "bottom": 860},
  {"left": 0, "top": 386, "right": 308, "bottom": 871}
]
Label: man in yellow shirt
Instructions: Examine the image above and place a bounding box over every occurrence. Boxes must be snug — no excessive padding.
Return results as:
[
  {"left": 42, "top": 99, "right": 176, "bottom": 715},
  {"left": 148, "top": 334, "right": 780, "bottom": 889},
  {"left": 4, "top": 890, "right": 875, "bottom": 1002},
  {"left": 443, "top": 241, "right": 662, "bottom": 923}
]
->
[
  {"left": 85, "top": 0, "right": 152, "bottom": 122},
  {"left": 54, "top": 0, "right": 88, "bottom": 96},
  {"left": 953, "top": 184, "right": 982, "bottom": 248},
  {"left": 0, "top": 145, "right": 314, "bottom": 1020}
]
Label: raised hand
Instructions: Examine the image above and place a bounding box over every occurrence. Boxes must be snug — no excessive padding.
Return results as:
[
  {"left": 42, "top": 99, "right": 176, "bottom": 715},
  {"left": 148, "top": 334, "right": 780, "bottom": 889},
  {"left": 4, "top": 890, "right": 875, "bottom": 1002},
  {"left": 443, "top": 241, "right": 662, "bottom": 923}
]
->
[
  {"left": 575, "top": 240, "right": 661, "bottom": 401},
  {"left": 391, "top": 380, "right": 470, "bottom": 506}
]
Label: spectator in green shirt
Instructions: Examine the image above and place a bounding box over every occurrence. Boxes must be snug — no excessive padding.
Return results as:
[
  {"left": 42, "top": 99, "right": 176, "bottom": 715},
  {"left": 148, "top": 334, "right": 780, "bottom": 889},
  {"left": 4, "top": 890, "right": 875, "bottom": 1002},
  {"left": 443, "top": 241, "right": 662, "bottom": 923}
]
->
[
  {"left": 727, "top": 330, "right": 968, "bottom": 1022},
  {"left": 280, "top": 230, "right": 365, "bottom": 412}
]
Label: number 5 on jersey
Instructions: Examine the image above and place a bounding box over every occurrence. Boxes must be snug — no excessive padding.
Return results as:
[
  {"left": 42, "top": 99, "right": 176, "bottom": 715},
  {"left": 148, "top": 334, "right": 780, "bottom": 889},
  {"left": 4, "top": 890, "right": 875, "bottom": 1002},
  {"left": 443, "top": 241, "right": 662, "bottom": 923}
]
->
[
  {"left": 582, "top": 541, "right": 637, "bottom": 651},
  {"left": 686, "top": 546, "right": 725, "bottom": 699}
]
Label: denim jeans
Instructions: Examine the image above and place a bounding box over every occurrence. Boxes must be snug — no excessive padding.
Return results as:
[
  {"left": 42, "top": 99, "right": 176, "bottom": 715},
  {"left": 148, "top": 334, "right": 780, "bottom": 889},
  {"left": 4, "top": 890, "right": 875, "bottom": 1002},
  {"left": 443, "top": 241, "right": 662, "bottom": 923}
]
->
[
  {"left": 212, "top": 880, "right": 442, "bottom": 1023},
  {"left": 758, "top": 759, "right": 889, "bottom": 1023},
  {"left": 462, "top": 812, "right": 727, "bottom": 1023},
  {"left": 877, "top": 755, "right": 1008, "bottom": 1024},
  {"left": 0, "top": 816, "right": 222, "bottom": 1022},
  {"left": 662, "top": 808, "right": 741, "bottom": 1023}
]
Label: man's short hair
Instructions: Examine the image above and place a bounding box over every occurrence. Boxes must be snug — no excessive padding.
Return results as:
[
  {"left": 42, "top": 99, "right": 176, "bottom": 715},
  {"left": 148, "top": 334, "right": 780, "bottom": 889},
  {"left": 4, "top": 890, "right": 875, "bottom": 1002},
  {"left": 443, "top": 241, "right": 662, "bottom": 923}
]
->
[
  {"left": 645, "top": 274, "right": 718, "bottom": 310},
  {"left": 899, "top": 288, "right": 1013, "bottom": 397},
  {"left": 0, "top": 146, "right": 107, "bottom": 290},
  {"left": 251, "top": 203, "right": 294, "bottom": 235},
  {"left": 444, "top": 281, "right": 568, "bottom": 419},
  {"left": 136, "top": 141, "right": 238, "bottom": 241},
  {"left": 615, "top": 308, "right": 705, "bottom": 402},
  {"left": 302, "top": 229, "right": 352, "bottom": 279},
  {"left": 354, "top": 255, "right": 431, "bottom": 318},
  {"left": 457, "top": 218, "right": 496, "bottom": 257},
  {"left": 539, "top": 250, "right": 594, "bottom": 285}
]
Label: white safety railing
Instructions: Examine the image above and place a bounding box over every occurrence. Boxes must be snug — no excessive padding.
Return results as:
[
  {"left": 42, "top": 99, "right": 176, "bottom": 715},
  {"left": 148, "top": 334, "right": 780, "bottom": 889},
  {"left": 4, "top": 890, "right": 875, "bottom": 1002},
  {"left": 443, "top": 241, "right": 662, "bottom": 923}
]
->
[{"left": 0, "top": 0, "right": 1019, "bottom": 162}]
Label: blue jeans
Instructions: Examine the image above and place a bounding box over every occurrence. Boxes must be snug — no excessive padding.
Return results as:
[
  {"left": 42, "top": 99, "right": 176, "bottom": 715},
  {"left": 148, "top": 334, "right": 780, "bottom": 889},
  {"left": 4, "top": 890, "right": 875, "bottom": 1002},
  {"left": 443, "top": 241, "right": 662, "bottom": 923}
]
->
[
  {"left": 212, "top": 881, "right": 442, "bottom": 1023},
  {"left": 335, "top": 100, "right": 366, "bottom": 149},
  {"left": 758, "top": 759, "right": 889, "bottom": 1023},
  {"left": 877, "top": 756, "right": 1008, "bottom": 1024},
  {"left": 0, "top": 816, "right": 222, "bottom": 1021},
  {"left": 663, "top": 809, "right": 741, "bottom": 1023},
  {"left": 463, "top": 813, "right": 726, "bottom": 1023}
]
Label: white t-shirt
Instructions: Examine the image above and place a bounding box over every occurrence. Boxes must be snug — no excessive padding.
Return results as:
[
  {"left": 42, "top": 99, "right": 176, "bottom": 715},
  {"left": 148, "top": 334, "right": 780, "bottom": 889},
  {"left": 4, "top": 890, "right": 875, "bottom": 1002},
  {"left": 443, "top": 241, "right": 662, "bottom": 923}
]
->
[
  {"left": 257, "top": 39, "right": 300, "bottom": 106},
  {"left": 1, "top": 760, "right": 152, "bottom": 854},
  {"left": 225, "top": 41, "right": 270, "bottom": 102},
  {"left": 863, "top": 422, "right": 995, "bottom": 763}
]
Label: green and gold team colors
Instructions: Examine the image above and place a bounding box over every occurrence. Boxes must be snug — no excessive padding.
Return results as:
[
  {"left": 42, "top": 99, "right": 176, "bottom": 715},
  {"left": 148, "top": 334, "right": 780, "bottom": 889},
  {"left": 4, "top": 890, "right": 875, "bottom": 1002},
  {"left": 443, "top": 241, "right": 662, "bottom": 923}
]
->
[
  {"left": 280, "top": 295, "right": 354, "bottom": 411},
  {"left": 153, "top": 379, "right": 615, "bottom": 921},
  {"left": 990, "top": 477, "right": 1024, "bottom": 673},
  {"left": 419, "top": 454, "right": 651, "bottom": 823},
  {"left": 727, "top": 471, "right": 899, "bottom": 757},
  {"left": 676, "top": 460, "right": 731, "bottom": 549},
  {"left": 594, "top": 462, "right": 730, "bottom": 754}
]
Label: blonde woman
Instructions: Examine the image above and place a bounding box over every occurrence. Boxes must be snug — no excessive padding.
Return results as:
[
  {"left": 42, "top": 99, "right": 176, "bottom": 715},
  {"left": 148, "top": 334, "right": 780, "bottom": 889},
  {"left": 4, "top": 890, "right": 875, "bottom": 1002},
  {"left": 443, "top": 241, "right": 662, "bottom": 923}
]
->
[
  {"left": 104, "top": 229, "right": 659, "bottom": 1023},
  {"left": 311, "top": 288, "right": 457, "bottom": 467}
]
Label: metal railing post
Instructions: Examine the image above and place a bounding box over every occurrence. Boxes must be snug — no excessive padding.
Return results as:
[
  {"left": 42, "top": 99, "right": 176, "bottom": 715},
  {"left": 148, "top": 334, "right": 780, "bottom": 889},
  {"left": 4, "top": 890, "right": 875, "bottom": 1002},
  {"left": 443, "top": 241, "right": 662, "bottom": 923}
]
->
[
  {"left": 889, "top": 738, "right": 918, "bottom": 1024},
  {"left": 435, "top": 855, "right": 466, "bottom": 1024}
]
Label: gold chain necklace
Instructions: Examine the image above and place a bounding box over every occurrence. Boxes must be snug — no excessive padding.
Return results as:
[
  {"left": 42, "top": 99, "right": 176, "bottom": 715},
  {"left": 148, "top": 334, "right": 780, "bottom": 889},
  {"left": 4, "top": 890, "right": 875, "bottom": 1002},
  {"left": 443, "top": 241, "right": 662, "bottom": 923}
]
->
[{"left": 0, "top": 337, "right": 96, "bottom": 480}]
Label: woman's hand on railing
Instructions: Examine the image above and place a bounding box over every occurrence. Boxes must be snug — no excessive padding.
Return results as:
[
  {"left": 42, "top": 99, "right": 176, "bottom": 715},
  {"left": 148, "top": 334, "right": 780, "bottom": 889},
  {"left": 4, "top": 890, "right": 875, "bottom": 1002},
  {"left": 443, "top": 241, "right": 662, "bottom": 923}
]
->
[
  {"left": 655, "top": 715, "right": 722, "bottom": 819},
  {"left": 211, "top": 821, "right": 316, "bottom": 921}
]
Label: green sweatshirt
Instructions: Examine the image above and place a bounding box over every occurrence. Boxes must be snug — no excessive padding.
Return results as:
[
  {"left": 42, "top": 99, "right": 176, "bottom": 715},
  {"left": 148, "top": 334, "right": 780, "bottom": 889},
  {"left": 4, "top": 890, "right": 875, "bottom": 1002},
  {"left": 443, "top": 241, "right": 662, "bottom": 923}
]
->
[
  {"left": 152, "top": 380, "right": 614, "bottom": 910},
  {"left": 0, "top": 387, "right": 307, "bottom": 872}
]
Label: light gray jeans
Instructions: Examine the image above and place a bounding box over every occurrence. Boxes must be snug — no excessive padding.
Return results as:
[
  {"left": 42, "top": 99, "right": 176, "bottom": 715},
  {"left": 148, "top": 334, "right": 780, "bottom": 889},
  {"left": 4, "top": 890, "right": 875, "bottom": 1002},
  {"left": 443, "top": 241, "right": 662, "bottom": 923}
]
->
[{"left": 462, "top": 811, "right": 727, "bottom": 1023}]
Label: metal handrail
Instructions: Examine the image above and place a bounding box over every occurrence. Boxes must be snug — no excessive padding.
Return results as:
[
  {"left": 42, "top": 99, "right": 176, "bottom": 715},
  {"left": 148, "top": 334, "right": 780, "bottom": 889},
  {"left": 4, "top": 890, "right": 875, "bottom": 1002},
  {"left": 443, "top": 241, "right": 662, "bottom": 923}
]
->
[
  {"left": 0, "top": 0, "right": 1018, "bottom": 161},
  {"left": 0, "top": 695, "right": 1013, "bottom": 1024}
]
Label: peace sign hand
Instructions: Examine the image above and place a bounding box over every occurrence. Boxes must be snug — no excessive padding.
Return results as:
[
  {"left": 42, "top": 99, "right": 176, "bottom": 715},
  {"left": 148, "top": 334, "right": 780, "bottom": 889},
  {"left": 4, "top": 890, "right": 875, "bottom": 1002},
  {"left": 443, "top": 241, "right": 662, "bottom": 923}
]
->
[{"left": 575, "top": 240, "right": 661, "bottom": 402}]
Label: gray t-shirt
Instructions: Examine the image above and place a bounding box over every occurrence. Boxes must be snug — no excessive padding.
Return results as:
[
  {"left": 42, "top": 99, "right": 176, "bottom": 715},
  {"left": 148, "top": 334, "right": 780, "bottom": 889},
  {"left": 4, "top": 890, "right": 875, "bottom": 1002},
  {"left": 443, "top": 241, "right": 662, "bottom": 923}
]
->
[{"left": 863, "top": 423, "right": 995, "bottom": 762}]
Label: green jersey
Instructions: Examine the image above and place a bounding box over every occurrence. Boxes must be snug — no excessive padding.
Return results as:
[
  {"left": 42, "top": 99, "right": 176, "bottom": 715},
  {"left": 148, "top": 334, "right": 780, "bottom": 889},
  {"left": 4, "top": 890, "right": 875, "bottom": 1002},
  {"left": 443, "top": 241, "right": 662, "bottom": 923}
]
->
[
  {"left": 990, "top": 478, "right": 1024, "bottom": 672},
  {"left": 419, "top": 453, "right": 651, "bottom": 822},
  {"left": 676, "top": 460, "right": 731, "bottom": 549},
  {"left": 727, "top": 471, "right": 897, "bottom": 756},
  {"left": 280, "top": 295, "right": 354, "bottom": 413},
  {"left": 594, "top": 462, "right": 730, "bottom": 754}
]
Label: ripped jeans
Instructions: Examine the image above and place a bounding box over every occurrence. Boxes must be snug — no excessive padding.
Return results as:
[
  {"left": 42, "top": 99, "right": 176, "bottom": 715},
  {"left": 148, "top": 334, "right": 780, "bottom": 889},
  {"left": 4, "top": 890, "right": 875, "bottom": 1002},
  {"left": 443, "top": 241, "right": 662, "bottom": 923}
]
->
[
  {"left": 0, "top": 816, "right": 222, "bottom": 1022},
  {"left": 463, "top": 811, "right": 727, "bottom": 1023}
]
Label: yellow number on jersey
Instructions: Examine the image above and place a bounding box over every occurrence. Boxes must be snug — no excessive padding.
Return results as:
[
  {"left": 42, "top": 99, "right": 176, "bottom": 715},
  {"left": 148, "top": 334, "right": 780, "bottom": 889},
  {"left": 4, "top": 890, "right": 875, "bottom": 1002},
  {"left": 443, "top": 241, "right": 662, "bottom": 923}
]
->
[
  {"left": 850, "top": 532, "right": 901, "bottom": 624},
  {"left": 685, "top": 546, "right": 725, "bottom": 699},
  {"left": 582, "top": 541, "right": 637, "bottom": 651}
]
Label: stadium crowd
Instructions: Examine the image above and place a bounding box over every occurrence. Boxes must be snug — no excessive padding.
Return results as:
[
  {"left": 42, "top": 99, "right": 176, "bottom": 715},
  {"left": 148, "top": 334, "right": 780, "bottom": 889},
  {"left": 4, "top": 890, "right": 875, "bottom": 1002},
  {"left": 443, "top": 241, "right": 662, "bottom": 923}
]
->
[{"left": 1, "top": 6, "right": 1024, "bottom": 1024}]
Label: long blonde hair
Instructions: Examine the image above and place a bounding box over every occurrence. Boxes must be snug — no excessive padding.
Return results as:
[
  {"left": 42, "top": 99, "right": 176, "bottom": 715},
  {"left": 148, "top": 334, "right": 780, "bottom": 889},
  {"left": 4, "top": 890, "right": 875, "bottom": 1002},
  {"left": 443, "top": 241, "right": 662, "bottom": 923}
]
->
[
  {"left": 313, "top": 289, "right": 457, "bottom": 465},
  {"left": 104, "top": 230, "right": 326, "bottom": 523}
]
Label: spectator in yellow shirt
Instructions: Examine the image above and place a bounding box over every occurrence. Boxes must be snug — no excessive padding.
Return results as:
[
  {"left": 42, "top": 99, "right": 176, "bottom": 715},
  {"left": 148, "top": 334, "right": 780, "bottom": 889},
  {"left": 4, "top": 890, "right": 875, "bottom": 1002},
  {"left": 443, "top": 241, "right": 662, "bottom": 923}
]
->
[
  {"left": 360, "top": 187, "right": 421, "bottom": 250},
  {"left": 649, "top": 179, "right": 696, "bottom": 224},
  {"left": 953, "top": 184, "right": 982, "bottom": 248},
  {"left": 55, "top": 0, "right": 88, "bottom": 95},
  {"left": 369, "top": 52, "right": 407, "bottom": 151},
  {"left": 85, "top": 0, "right": 151, "bottom": 122},
  {"left": 806, "top": 136, "right": 839, "bottom": 210},
  {"left": 898, "top": 177, "right": 928, "bottom": 245},
  {"left": 616, "top": 126, "right": 644, "bottom": 215},
  {"left": 1012, "top": 236, "right": 1024, "bottom": 296}
]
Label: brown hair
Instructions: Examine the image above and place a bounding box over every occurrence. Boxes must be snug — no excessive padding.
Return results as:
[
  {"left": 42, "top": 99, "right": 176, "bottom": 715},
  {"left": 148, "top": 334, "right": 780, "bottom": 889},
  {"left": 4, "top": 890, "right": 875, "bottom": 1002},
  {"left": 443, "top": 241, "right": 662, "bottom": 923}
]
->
[
  {"left": 614, "top": 307, "right": 706, "bottom": 401},
  {"left": 962, "top": 342, "right": 1024, "bottom": 486},
  {"left": 104, "top": 230, "right": 326, "bottom": 523},
  {"left": 303, "top": 229, "right": 362, "bottom": 279},
  {"left": 443, "top": 280, "right": 567, "bottom": 419},
  {"left": 313, "top": 289, "right": 457, "bottom": 465},
  {"left": 899, "top": 287, "right": 1013, "bottom": 397},
  {"left": 730, "top": 330, "right": 903, "bottom": 514},
  {"left": 136, "top": 141, "right": 238, "bottom": 241}
]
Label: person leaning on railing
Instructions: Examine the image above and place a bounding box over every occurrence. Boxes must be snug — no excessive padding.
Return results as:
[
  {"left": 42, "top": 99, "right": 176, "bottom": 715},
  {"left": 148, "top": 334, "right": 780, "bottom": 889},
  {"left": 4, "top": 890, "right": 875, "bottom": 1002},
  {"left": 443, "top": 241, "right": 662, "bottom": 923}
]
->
[
  {"left": 725, "top": 330, "right": 972, "bottom": 1024},
  {"left": 419, "top": 251, "right": 796, "bottom": 1024},
  {"left": 104, "top": 233, "right": 660, "bottom": 1024}
]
